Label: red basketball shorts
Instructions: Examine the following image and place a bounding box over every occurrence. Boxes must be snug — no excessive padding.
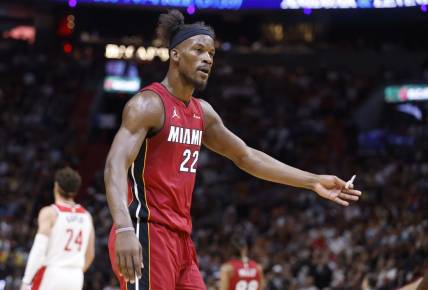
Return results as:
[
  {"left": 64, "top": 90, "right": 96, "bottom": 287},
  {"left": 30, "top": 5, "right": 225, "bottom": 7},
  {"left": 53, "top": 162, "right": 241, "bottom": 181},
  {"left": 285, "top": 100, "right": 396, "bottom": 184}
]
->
[{"left": 108, "top": 222, "right": 205, "bottom": 290}]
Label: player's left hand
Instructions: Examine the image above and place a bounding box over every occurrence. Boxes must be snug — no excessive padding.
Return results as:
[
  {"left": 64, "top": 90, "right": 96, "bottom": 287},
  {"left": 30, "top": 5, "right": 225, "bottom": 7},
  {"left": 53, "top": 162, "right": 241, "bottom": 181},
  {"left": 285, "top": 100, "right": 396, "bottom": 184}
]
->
[{"left": 313, "top": 174, "right": 361, "bottom": 206}]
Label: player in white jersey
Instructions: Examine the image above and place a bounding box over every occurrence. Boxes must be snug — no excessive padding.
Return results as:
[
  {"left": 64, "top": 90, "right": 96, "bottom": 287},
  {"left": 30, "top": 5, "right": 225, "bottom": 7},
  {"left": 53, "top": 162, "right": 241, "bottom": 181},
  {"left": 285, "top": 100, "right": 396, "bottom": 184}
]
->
[{"left": 20, "top": 167, "right": 95, "bottom": 290}]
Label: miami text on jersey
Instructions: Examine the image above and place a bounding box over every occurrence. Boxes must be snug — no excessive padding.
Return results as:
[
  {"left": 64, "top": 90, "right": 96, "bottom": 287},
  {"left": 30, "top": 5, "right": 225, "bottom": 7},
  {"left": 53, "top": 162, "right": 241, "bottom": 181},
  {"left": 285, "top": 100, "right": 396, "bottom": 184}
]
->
[{"left": 167, "top": 126, "right": 203, "bottom": 146}]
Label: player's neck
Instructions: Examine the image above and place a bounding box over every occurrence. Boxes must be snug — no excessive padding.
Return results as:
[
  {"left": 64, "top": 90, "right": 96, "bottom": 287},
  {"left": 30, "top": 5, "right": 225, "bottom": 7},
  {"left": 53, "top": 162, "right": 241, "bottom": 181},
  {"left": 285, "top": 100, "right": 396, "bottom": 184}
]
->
[
  {"left": 162, "top": 73, "right": 194, "bottom": 104},
  {"left": 55, "top": 196, "right": 76, "bottom": 206},
  {"left": 241, "top": 248, "right": 248, "bottom": 259}
]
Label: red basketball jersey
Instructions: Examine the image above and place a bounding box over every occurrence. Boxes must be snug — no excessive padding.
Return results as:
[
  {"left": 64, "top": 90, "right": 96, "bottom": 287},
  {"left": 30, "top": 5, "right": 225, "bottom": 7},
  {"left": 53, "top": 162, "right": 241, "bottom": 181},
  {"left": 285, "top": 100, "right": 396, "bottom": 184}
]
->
[
  {"left": 229, "top": 259, "right": 262, "bottom": 290},
  {"left": 127, "top": 82, "right": 204, "bottom": 234}
]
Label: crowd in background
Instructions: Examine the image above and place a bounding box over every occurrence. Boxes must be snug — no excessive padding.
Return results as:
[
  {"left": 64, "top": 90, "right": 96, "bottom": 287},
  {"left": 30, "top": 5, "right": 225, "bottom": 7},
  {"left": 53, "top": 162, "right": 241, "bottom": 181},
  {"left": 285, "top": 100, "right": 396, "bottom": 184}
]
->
[
  {"left": 1, "top": 39, "right": 427, "bottom": 290},
  {"left": 192, "top": 51, "right": 428, "bottom": 290}
]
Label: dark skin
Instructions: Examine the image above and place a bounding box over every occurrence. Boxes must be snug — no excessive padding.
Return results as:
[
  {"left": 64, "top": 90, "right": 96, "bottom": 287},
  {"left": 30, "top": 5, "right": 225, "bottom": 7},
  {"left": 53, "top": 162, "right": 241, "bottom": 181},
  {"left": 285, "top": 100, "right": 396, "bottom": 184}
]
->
[{"left": 104, "top": 34, "right": 362, "bottom": 283}]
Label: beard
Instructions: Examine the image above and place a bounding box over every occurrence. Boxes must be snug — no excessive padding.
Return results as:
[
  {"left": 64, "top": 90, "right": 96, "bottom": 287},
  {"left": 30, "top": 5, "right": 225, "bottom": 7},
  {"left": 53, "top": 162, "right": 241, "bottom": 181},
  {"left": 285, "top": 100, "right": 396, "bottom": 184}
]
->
[
  {"left": 194, "top": 79, "right": 208, "bottom": 91},
  {"left": 182, "top": 72, "right": 208, "bottom": 91}
]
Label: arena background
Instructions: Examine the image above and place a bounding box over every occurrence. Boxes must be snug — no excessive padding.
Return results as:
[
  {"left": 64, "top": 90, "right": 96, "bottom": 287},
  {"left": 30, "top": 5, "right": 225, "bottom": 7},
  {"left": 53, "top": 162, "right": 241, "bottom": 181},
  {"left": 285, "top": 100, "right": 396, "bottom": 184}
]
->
[{"left": 1, "top": 0, "right": 428, "bottom": 289}]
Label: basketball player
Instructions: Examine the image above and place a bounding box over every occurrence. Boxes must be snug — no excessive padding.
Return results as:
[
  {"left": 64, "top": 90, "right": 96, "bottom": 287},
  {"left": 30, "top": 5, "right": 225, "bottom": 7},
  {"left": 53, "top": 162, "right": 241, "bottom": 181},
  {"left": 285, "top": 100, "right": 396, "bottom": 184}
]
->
[
  {"left": 219, "top": 236, "right": 264, "bottom": 290},
  {"left": 20, "top": 167, "right": 95, "bottom": 290},
  {"left": 104, "top": 10, "right": 362, "bottom": 290}
]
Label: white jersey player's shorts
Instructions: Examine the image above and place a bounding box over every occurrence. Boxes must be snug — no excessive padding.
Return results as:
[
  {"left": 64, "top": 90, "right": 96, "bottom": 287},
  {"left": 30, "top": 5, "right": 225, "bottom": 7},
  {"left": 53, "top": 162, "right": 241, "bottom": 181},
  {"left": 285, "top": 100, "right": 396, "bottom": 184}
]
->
[{"left": 33, "top": 266, "right": 83, "bottom": 290}]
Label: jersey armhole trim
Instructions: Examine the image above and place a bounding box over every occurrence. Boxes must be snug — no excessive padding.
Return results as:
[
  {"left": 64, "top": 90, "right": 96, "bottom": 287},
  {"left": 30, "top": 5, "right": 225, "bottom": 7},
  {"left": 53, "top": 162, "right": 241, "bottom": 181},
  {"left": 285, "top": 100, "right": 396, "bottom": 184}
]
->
[
  {"left": 195, "top": 98, "right": 206, "bottom": 131},
  {"left": 140, "top": 88, "right": 166, "bottom": 139},
  {"left": 51, "top": 204, "right": 60, "bottom": 214}
]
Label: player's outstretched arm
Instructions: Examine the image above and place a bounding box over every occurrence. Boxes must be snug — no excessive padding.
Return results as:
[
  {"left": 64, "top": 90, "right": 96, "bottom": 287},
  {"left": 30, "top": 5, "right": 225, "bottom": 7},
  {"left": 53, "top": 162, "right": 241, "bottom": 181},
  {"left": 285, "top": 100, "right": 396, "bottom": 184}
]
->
[
  {"left": 200, "top": 100, "right": 361, "bottom": 206},
  {"left": 20, "top": 206, "right": 56, "bottom": 290},
  {"left": 104, "top": 91, "right": 163, "bottom": 283},
  {"left": 83, "top": 216, "right": 95, "bottom": 272}
]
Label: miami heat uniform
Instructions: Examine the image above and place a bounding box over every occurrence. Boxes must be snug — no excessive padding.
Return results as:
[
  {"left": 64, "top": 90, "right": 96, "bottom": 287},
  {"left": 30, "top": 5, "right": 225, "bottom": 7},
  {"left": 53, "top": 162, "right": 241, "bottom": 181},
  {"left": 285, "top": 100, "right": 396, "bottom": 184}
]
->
[
  {"left": 31, "top": 203, "right": 92, "bottom": 290},
  {"left": 108, "top": 82, "right": 206, "bottom": 290},
  {"left": 228, "top": 259, "right": 262, "bottom": 290}
]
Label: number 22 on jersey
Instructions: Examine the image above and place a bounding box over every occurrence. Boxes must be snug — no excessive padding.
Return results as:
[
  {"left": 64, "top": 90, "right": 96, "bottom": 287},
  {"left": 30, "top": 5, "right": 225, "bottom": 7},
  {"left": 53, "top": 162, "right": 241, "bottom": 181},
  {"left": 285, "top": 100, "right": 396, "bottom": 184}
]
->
[
  {"left": 235, "top": 280, "right": 259, "bottom": 290},
  {"left": 179, "top": 149, "right": 199, "bottom": 173}
]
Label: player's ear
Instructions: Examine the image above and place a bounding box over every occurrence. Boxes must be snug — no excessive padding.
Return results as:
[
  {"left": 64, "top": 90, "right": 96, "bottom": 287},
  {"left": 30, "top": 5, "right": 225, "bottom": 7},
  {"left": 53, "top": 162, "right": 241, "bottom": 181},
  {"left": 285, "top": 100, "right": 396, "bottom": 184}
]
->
[{"left": 170, "top": 48, "right": 179, "bottom": 63}]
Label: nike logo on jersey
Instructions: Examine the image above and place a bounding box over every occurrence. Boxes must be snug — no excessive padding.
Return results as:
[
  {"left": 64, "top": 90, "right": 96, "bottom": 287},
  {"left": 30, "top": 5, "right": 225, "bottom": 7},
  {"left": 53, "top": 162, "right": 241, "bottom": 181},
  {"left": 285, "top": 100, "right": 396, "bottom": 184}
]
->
[
  {"left": 193, "top": 114, "right": 201, "bottom": 119},
  {"left": 167, "top": 126, "right": 203, "bottom": 146}
]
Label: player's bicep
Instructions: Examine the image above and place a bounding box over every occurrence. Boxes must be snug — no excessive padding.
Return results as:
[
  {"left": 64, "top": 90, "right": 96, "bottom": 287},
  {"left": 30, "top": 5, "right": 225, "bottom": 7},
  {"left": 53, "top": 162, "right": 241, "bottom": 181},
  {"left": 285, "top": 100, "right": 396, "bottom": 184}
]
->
[
  {"left": 84, "top": 217, "right": 95, "bottom": 271},
  {"left": 37, "top": 207, "right": 56, "bottom": 236},
  {"left": 106, "top": 92, "right": 162, "bottom": 167},
  {"left": 203, "top": 122, "right": 247, "bottom": 160},
  {"left": 108, "top": 125, "right": 148, "bottom": 167},
  {"left": 219, "top": 264, "right": 233, "bottom": 290},
  {"left": 87, "top": 216, "right": 95, "bottom": 251}
]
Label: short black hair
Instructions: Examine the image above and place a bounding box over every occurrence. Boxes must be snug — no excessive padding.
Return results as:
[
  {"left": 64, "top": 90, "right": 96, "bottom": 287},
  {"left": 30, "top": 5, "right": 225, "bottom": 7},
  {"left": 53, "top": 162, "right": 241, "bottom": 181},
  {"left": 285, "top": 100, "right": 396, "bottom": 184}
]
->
[
  {"left": 54, "top": 167, "right": 82, "bottom": 198},
  {"left": 156, "top": 9, "right": 215, "bottom": 48}
]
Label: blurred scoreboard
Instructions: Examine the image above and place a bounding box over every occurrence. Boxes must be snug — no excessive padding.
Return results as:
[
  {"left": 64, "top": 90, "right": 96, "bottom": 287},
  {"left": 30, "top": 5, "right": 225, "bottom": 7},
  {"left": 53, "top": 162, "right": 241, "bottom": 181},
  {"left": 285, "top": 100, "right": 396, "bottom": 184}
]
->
[
  {"left": 64, "top": 0, "right": 428, "bottom": 9},
  {"left": 385, "top": 85, "right": 428, "bottom": 103},
  {"left": 103, "top": 60, "right": 141, "bottom": 93}
]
